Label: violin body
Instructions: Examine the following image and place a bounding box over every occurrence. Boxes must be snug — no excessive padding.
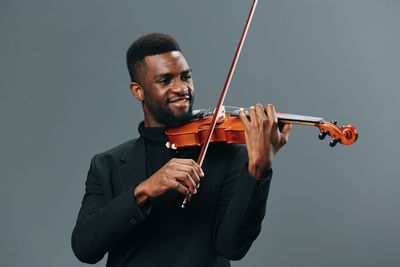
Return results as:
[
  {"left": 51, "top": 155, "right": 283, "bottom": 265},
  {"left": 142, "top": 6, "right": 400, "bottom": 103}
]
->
[{"left": 166, "top": 113, "right": 246, "bottom": 148}]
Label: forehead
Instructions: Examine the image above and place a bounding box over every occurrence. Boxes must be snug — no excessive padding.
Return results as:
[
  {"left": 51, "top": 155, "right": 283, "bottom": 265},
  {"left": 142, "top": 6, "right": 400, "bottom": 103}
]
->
[{"left": 144, "top": 51, "right": 190, "bottom": 76}]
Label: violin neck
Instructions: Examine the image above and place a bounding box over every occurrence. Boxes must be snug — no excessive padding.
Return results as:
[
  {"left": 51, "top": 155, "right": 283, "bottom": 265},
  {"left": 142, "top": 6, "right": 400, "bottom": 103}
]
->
[{"left": 276, "top": 112, "right": 325, "bottom": 126}]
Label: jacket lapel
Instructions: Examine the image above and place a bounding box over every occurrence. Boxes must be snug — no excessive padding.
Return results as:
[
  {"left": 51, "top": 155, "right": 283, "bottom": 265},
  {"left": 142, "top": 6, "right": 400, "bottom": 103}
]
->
[{"left": 117, "top": 137, "right": 147, "bottom": 191}]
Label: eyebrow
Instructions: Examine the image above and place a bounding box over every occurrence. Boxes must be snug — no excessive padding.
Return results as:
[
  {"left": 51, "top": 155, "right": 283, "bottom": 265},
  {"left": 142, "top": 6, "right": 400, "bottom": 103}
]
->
[{"left": 155, "top": 69, "right": 192, "bottom": 79}]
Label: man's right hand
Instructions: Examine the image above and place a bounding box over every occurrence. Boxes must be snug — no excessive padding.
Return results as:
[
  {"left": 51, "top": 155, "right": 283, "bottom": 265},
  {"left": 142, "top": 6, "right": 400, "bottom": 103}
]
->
[{"left": 134, "top": 158, "right": 204, "bottom": 206}]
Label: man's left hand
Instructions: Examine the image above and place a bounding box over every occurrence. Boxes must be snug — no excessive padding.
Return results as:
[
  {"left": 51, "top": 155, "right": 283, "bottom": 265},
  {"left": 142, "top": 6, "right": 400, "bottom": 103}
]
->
[{"left": 238, "top": 103, "right": 291, "bottom": 179}]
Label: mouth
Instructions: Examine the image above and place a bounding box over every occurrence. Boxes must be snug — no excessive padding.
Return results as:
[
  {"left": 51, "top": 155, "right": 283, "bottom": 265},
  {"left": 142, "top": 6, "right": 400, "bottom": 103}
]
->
[{"left": 168, "top": 96, "right": 190, "bottom": 109}]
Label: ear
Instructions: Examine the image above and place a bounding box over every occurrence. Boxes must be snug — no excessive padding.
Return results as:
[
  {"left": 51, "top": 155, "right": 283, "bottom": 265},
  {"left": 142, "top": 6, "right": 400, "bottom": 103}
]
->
[{"left": 130, "top": 82, "right": 144, "bottom": 102}]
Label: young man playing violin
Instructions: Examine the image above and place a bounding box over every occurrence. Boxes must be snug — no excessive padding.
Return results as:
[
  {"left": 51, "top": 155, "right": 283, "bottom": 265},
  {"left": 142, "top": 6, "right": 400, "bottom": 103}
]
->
[{"left": 72, "top": 33, "right": 291, "bottom": 267}]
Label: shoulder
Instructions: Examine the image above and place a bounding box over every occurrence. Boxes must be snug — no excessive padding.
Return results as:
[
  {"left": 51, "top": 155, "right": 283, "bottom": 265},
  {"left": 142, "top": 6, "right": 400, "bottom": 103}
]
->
[
  {"left": 98, "top": 138, "right": 139, "bottom": 157},
  {"left": 90, "top": 137, "right": 141, "bottom": 169}
]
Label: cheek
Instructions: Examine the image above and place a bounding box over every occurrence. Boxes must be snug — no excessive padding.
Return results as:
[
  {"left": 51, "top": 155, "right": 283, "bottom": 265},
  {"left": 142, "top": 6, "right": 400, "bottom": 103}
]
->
[
  {"left": 144, "top": 90, "right": 166, "bottom": 107},
  {"left": 189, "top": 84, "right": 195, "bottom": 97}
]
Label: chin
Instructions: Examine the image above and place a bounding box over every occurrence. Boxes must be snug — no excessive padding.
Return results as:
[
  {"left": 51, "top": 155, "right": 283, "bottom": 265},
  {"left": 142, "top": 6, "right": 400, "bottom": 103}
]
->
[
  {"left": 173, "top": 109, "right": 190, "bottom": 117},
  {"left": 164, "top": 109, "right": 193, "bottom": 128}
]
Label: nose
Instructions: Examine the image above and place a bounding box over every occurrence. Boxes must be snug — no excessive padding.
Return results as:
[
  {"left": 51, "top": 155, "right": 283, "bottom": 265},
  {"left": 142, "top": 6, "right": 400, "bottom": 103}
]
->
[{"left": 170, "top": 79, "right": 187, "bottom": 95}]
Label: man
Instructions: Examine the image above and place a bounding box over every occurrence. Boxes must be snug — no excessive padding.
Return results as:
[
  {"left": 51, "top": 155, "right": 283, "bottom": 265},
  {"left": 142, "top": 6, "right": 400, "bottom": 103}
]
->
[{"left": 72, "top": 33, "right": 291, "bottom": 267}]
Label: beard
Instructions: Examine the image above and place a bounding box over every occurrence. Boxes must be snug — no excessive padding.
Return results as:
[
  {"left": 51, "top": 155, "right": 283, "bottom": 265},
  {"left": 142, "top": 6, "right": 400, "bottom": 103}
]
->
[
  {"left": 145, "top": 92, "right": 194, "bottom": 128},
  {"left": 154, "top": 101, "right": 193, "bottom": 128}
]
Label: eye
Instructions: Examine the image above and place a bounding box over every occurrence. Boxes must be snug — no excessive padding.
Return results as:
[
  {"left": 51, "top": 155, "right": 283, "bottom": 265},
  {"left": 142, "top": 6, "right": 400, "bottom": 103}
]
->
[
  {"left": 158, "top": 78, "right": 170, "bottom": 85},
  {"left": 181, "top": 74, "right": 192, "bottom": 81}
]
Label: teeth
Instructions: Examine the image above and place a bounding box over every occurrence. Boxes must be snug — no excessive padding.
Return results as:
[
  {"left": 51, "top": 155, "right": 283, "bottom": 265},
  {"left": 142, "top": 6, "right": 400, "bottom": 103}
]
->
[{"left": 171, "top": 99, "right": 187, "bottom": 103}]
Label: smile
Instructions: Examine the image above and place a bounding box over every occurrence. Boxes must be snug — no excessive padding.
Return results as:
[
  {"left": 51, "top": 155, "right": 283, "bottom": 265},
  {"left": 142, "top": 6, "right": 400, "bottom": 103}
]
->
[
  {"left": 168, "top": 97, "right": 190, "bottom": 109},
  {"left": 168, "top": 96, "right": 190, "bottom": 103}
]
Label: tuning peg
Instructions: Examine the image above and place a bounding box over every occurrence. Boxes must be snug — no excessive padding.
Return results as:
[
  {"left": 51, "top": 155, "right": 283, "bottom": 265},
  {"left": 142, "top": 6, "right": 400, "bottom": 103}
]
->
[
  {"left": 319, "top": 131, "right": 328, "bottom": 140},
  {"left": 329, "top": 139, "right": 339, "bottom": 147}
]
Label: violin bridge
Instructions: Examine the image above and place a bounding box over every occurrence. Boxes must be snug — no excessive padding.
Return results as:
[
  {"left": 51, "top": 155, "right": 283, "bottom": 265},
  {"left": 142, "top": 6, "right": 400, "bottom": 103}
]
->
[{"left": 213, "top": 105, "right": 226, "bottom": 119}]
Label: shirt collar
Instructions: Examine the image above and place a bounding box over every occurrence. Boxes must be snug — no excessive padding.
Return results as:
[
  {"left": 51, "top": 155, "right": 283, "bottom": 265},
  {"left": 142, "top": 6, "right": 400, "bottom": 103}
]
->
[{"left": 138, "top": 121, "right": 169, "bottom": 144}]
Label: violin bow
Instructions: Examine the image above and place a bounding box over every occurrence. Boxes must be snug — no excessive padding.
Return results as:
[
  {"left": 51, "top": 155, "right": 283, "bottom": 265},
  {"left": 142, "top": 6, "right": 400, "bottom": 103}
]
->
[{"left": 181, "top": 0, "right": 259, "bottom": 208}]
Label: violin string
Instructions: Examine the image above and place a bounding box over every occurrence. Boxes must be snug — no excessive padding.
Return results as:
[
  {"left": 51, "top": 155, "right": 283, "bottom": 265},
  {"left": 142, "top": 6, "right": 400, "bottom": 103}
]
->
[{"left": 224, "top": 105, "right": 248, "bottom": 111}]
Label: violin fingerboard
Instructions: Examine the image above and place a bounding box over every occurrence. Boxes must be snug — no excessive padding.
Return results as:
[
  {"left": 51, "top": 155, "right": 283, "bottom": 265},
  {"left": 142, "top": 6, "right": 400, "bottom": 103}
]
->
[{"left": 230, "top": 109, "right": 324, "bottom": 124}]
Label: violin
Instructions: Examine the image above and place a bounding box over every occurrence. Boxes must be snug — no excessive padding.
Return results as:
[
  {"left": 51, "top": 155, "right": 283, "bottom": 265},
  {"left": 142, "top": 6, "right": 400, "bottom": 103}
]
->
[
  {"left": 173, "top": 0, "right": 358, "bottom": 208},
  {"left": 165, "top": 106, "right": 358, "bottom": 149}
]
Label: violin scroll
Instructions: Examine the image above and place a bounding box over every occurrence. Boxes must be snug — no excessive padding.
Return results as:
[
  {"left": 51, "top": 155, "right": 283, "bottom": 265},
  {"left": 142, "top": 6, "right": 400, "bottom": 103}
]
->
[{"left": 316, "top": 121, "right": 358, "bottom": 147}]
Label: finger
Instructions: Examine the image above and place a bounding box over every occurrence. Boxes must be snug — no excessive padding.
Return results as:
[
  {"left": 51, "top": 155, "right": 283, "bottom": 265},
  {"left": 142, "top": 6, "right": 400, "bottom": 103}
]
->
[
  {"left": 248, "top": 105, "right": 256, "bottom": 123},
  {"left": 265, "top": 104, "right": 278, "bottom": 127},
  {"left": 175, "top": 170, "right": 197, "bottom": 194},
  {"left": 171, "top": 158, "right": 204, "bottom": 178},
  {"left": 238, "top": 108, "right": 250, "bottom": 129},
  {"left": 255, "top": 103, "right": 266, "bottom": 119},
  {"left": 168, "top": 179, "right": 190, "bottom": 195},
  {"left": 174, "top": 163, "right": 201, "bottom": 187},
  {"left": 280, "top": 123, "right": 292, "bottom": 143}
]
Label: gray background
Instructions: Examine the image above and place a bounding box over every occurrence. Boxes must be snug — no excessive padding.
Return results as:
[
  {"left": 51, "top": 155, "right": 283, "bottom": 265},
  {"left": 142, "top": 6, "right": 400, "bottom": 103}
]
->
[{"left": 1, "top": 0, "right": 399, "bottom": 266}]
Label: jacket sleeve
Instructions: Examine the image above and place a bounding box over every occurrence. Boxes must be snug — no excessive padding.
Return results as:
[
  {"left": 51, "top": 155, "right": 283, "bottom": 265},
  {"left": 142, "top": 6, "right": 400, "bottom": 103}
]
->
[
  {"left": 71, "top": 155, "right": 151, "bottom": 264},
  {"left": 214, "top": 145, "right": 272, "bottom": 260}
]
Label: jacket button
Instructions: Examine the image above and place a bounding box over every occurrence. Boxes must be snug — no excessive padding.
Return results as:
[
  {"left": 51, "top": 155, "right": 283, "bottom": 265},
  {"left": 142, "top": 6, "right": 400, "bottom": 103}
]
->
[{"left": 129, "top": 218, "right": 137, "bottom": 224}]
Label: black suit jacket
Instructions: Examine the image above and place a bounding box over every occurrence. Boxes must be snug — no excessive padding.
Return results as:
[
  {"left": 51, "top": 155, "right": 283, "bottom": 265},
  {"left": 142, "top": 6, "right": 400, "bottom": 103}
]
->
[{"left": 72, "top": 137, "right": 272, "bottom": 267}]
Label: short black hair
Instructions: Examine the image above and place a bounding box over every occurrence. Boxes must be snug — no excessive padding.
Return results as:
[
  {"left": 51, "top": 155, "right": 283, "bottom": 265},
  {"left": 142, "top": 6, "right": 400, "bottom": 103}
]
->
[{"left": 126, "top": 33, "right": 182, "bottom": 83}]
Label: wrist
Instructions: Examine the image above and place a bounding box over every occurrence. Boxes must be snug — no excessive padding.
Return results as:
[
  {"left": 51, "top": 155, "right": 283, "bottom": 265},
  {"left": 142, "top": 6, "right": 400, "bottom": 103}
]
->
[{"left": 247, "top": 160, "right": 271, "bottom": 180}]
